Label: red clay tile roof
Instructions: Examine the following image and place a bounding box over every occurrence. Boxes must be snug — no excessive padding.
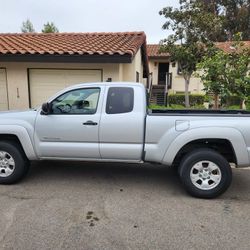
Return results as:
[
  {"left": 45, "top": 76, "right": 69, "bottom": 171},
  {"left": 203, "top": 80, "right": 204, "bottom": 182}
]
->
[
  {"left": 147, "top": 44, "right": 169, "bottom": 58},
  {"left": 148, "top": 42, "right": 250, "bottom": 58},
  {"left": 215, "top": 41, "right": 250, "bottom": 53},
  {"left": 0, "top": 32, "right": 146, "bottom": 57}
]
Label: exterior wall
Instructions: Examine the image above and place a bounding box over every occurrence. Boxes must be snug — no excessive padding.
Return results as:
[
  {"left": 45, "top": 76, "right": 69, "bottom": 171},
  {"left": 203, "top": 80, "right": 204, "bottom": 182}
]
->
[
  {"left": 148, "top": 58, "right": 205, "bottom": 94},
  {"left": 0, "top": 62, "right": 121, "bottom": 110},
  {"left": 0, "top": 50, "right": 146, "bottom": 110},
  {"left": 149, "top": 60, "right": 157, "bottom": 85},
  {"left": 134, "top": 48, "right": 144, "bottom": 83},
  {"left": 122, "top": 49, "right": 144, "bottom": 83},
  {"left": 0, "top": 68, "right": 9, "bottom": 110},
  {"left": 169, "top": 63, "right": 205, "bottom": 94},
  {"left": 118, "top": 64, "right": 124, "bottom": 81}
]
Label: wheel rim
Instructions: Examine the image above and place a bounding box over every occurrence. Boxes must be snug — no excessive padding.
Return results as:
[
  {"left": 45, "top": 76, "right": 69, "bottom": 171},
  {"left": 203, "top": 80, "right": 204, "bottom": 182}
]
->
[
  {"left": 190, "top": 161, "right": 222, "bottom": 190},
  {"left": 0, "top": 151, "right": 15, "bottom": 177}
]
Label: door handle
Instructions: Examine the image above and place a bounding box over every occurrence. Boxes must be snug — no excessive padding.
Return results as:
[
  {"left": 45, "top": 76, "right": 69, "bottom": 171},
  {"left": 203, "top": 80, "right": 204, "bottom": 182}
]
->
[{"left": 83, "top": 121, "right": 98, "bottom": 126}]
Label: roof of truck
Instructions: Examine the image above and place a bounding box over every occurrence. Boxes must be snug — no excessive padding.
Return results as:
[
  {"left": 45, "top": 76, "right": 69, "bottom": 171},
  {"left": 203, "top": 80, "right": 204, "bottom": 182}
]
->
[{"left": 46, "top": 82, "right": 146, "bottom": 102}]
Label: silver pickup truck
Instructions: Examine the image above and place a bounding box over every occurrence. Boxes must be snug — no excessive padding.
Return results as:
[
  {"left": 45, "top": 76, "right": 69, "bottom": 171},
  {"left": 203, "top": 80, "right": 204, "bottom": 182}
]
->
[{"left": 0, "top": 82, "right": 249, "bottom": 198}]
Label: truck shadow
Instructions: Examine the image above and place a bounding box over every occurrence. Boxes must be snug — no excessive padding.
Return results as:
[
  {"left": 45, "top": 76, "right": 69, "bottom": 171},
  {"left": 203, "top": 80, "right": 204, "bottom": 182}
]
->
[
  {"left": 23, "top": 161, "right": 250, "bottom": 200},
  {"left": 26, "top": 160, "right": 184, "bottom": 194}
]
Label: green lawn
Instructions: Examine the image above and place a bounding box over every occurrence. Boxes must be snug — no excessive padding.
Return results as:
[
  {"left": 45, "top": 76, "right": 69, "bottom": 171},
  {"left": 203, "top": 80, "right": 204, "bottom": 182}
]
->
[{"left": 149, "top": 104, "right": 206, "bottom": 110}]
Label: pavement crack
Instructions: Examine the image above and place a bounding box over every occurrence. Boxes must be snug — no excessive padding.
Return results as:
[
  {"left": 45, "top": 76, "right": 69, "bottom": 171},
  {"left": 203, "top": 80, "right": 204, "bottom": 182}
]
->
[
  {"left": 0, "top": 193, "right": 36, "bottom": 200},
  {"left": 0, "top": 193, "right": 54, "bottom": 201}
]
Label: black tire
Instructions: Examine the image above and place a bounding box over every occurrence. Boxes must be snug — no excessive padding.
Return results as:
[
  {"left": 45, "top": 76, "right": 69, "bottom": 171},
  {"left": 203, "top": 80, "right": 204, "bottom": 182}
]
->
[
  {"left": 0, "top": 141, "right": 29, "bottom": 184},
  {"left": 179, "top": 148, "right": 232, "bottom": 199}
]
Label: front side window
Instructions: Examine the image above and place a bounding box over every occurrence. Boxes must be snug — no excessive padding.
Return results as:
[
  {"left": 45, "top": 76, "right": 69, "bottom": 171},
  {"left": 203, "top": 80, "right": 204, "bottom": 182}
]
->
[
  {"left": 51, "top": 88, "right": 100, "bottom": 114},
  {"left": 106, "top": 87, "right": 134, "bottom": 114}
]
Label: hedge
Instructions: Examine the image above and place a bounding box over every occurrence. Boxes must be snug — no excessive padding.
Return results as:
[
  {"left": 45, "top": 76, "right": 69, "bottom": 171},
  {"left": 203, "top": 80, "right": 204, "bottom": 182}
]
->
[
  {"left": 221, "top": 95, "right": 241, "bottom": 106},
  {"left": 168, "top": 94, "right": 205, "bottom": 106}
]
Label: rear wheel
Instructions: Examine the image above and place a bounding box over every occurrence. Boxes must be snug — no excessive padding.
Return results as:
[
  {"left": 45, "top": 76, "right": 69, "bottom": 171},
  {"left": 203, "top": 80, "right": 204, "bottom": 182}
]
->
[
  {"left": 0, "top": 141, "right": 29, "bottom": 184},
  {"left": 179, "top": 149, "right": 232, "bottom": 198}
]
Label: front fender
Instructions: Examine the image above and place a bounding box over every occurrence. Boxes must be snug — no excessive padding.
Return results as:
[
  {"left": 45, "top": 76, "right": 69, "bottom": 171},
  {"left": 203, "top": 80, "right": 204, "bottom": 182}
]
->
[
  {"left": 162, "top": 127, "right": 249, "bottom": 167},
  {"left": 0, "top": 125, "right": 37, "bottom": 160}
]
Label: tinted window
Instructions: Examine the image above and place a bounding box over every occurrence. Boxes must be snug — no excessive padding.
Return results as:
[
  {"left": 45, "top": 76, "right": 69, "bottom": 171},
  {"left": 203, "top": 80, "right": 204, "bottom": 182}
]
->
[
  {"left": 51, "top": 88, "right": 100, "bottom": 114},
  {"left": 106, "top": 87, "right": 134, "bottom": 114}
]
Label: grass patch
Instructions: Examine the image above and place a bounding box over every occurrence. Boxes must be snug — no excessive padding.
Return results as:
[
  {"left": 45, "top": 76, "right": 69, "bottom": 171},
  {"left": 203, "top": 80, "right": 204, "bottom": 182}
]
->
[{"left": 148, "top": 104, "right": 206, "bottom": 110}]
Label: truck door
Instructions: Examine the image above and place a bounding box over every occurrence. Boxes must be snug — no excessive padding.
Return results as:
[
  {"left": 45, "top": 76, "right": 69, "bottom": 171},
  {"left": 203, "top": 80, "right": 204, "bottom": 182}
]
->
[
  {"left": 34, "top": 87, "right": 103, "bottom": 159},
  {"left": 99, "top": 85, "right": 145, "bottom": 161}
]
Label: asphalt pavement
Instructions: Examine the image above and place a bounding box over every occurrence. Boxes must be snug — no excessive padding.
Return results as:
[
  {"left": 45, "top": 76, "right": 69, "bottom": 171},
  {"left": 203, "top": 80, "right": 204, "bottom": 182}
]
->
[{"left": 0, "top": 161, "right": 249, "bottom": 250}]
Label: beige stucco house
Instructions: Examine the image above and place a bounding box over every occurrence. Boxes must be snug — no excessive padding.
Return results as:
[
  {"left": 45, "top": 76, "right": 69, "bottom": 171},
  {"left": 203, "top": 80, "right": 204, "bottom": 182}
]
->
[
  {"left": 147, "top": 42, "right": 250, "bottom": 100},
  {"left": 147, "top": 44, "right": 204, "bottom": 95},
  {"left": 0, "top": 32, "right": 148, "bottom": 110},
  {"left": 1, "top": 32, "right": 248, "bottom": 110}
]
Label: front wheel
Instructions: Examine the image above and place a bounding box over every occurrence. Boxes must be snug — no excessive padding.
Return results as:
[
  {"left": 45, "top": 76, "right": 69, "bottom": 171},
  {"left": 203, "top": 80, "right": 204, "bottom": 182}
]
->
[
  {"left": 0, "top": 141, "right": 29, "bottom": 184},
  {"left": 179, "top": 149, "right": 232, "bottom": 198}
]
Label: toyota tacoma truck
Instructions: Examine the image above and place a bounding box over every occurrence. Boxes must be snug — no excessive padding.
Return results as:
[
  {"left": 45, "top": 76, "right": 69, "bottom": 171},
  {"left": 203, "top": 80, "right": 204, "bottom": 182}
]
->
[{"left": 0, "top": 82, "right": 249, "bottom": 198}]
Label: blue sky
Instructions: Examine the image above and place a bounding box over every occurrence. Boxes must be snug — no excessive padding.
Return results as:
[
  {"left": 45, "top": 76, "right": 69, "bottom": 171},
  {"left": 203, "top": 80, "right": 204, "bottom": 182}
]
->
[{"left": 0, "top": 0, "right": 178, "bottom": 43}]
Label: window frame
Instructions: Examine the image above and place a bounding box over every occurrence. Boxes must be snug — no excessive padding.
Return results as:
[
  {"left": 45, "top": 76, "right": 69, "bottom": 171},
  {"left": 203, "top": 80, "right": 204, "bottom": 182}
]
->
[
  {"left": 49, "top": 87, "right": 101, "bottom": 115},
  {"left": 136, "top": 71, "right": 140, "bottom": 83}
]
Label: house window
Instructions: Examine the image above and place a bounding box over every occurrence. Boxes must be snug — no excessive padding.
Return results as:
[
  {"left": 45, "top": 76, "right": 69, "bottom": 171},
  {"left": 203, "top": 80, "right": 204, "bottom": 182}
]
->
[{"left": 136, "top": 72, "right": 140, "bottom": 83}]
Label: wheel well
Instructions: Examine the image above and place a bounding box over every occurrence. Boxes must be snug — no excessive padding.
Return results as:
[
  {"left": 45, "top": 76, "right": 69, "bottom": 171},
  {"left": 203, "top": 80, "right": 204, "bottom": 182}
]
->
[
  {"left": 0, "top": 134, "right": 28, "bottom": 159},
  {"left": 173, "top": 139, "right": 237, "bottom": 166}
]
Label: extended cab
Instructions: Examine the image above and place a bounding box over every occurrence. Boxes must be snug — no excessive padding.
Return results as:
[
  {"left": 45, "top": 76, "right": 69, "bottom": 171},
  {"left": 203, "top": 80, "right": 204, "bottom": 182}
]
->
[{"left": 0, "top": 82, "right": 250, "bottom": 198}]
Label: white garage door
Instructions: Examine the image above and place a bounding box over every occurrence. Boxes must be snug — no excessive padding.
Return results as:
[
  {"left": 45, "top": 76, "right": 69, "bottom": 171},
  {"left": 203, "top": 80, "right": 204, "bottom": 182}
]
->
[
  {"left": 0, "top": 69, "right": 8, "bottom": 111},
  {"left": 29, "top": 69, "right": 102, "bottom": 107}
]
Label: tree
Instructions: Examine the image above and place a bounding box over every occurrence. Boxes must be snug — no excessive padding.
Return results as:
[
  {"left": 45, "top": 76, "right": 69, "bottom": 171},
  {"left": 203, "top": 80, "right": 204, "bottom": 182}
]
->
[
  {"left": 199, "top": 0, "right": 250, "bottom": 41},
  {"left": 159, "top": 0, "right": 223, "bottom": 107},
  {"left": 220, "top": 0, "right": 250, "bottom": 41},
  {"left": 224, "top": 35, "right": 250, "bottom": 108},
  {"left": 197, "top": 48, "right": 228, "bottom": 109},
  {"left": 42, "top": 22, "right": 59, "bottom": 33},
  {"left": 21, "top": 19, "right": 35, "bottom": 33},
  {"left": 198, "top": 33, "right": 250, "bottom": 109}
]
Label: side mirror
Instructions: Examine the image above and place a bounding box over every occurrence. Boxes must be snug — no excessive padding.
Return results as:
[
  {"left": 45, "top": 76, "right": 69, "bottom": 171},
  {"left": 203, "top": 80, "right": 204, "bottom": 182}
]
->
[{"left": 41, "top": 102, "right": 51, "bottom": 115}]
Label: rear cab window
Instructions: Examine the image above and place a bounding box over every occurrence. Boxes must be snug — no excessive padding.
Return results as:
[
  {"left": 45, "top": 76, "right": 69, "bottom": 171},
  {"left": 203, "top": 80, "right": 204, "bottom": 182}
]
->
[{"left": 106, "top": 87, "right": 134, "bottom": 114}]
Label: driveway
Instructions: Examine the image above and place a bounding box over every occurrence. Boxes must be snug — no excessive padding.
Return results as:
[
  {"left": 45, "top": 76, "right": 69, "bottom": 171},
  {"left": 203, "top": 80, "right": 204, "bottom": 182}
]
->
[{"left": 0, "top": 162, "right": 249, "bottom": 250}]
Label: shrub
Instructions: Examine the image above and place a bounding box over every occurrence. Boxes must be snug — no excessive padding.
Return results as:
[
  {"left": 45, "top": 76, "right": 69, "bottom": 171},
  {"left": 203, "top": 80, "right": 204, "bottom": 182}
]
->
[
  {"left": 221, "top": 95, "right": 241, "bottom": 106},
  {"left": 168, "top": 94, "right": 205, "bottom": 106},
  {"left": 190, "top": 104, "right": 206, "bottom": 109},
  {"left": 148, "top": 104, "right": 167, "bottom": 109},
  {"left": 149, "top": 104, "right": 185, "bottom": 110},
  {"left": 225, "top": 105, "right": 241, "bottom": 110},
  {"left": 204, "top": 95, "right": 212, "bottom": 102},
  {"left": 168, "top": 94, "right": 185, "bottom": 105}
]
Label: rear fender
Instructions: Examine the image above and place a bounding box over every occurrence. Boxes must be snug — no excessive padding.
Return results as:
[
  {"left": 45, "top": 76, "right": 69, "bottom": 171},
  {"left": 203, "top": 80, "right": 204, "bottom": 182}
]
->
[{"left": 162, "top": 127, "right": 249, "bottom": 167}]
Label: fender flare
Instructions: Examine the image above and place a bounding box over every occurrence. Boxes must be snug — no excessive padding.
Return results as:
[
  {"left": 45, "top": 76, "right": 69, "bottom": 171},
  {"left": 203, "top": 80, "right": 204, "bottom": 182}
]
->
[{"left": 162, "top": 127, "right": 249, "bottom": 167}]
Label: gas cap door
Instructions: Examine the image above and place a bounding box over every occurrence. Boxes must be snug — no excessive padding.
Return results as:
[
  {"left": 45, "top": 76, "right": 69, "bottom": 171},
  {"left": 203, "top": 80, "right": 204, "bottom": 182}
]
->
[{"left": 175, "top": 120, "right": 190, "bottom": 131}]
